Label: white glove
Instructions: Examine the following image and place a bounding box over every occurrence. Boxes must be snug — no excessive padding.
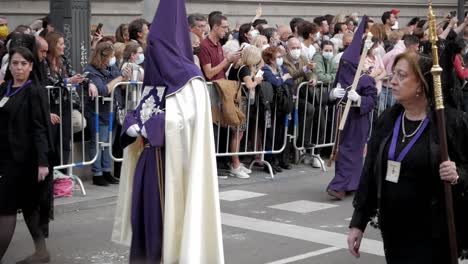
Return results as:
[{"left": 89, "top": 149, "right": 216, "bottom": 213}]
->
[
  {"left": 141, "top": 126, "right": 148, "bottom": 138},
  {"left": 348, "top": 90, "right": 361, "bottom": 102},
  {"left": 330, "top": 84, "right": 346, "bottom": 100},
  {"left": 126, "top": 124, "right": 141, "bottom": 137}
]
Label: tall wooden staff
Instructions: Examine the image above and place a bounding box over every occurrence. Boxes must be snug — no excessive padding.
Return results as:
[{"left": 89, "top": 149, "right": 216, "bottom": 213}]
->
[{"left": 428, "top": 2, "right": 458, "bottom": 263}]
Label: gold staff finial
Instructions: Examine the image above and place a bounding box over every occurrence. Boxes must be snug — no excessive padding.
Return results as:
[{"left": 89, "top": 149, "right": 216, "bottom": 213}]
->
[{"left": 428, "top": 0, "right": 444, "bottom": 109}]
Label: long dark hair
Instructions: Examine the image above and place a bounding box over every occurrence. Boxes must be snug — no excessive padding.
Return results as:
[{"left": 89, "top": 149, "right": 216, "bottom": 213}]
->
[{"left": 238, "top": 23, "right": 252, "bottom": 45}]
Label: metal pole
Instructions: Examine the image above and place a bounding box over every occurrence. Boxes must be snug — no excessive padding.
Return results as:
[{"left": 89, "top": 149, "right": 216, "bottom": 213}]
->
[
  {"left": 49, "top": 0, "right": 91, "bottom": 73},
  {"left": 458, "top": 0, "right": 465, "bottom": 23}
]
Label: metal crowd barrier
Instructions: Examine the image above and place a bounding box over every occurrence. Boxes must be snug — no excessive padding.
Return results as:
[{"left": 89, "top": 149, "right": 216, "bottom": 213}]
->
[
  {"left": 292, "top": 81, "right": 335, "bottom": 171},
  {"left": 48, "top": 76, "right": 395, "bottom": 188},
  {"left": 206, "top": 82, "right": 289, "bottom": 179},
  {"left": 45, "top": 84, "right": 100, "bottom": 196},
  {"left": 107, "top": 81, "right": 144, "bottom": 162},
  {"left": 291, "top": 79, "right": 395, "bottom": 172}
]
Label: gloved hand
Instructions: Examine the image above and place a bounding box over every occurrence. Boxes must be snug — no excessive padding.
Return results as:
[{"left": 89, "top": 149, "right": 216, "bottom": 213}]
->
[
  {"left": 330, "top": 84, "right": 346, "bottom": 100},
  {"left": 348, "top": 90, "right": 361, "bottom": 102},
  {"left": 126, "top": 124, "right": 141, "bottom": 137},
  {"left": 141, "top": 126, "right": 148, "bottom": 138}
]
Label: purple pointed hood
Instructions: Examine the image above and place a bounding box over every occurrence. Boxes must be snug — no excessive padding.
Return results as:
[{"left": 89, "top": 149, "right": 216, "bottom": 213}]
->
[
  {"left": 333, "top": 15, "right": 368, "bottom": 88},
  {"left": 143, "top": 0, "right": 203, "bottom": 95}
]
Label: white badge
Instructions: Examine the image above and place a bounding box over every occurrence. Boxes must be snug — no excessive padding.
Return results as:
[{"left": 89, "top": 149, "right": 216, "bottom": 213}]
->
[
  {"left": 386, "top": 160, "right": 401, "bottom": 183},
  {"left": 0, "top": 97, "right": 9, "bottom": 108}
]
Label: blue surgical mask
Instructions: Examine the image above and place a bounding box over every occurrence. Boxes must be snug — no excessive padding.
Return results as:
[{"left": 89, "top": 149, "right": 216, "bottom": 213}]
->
[
  {"left": 322, "top": 52, "right": 334, "bottom": 60},
  {"left": 108, "top": 56, "right": 116, "bottom": 67},
  {"left": 136, "top": 53, "right": 145, "bottom": 65},
  {"left": 276, "top": 57, "right": 284, "bottom": 67}
]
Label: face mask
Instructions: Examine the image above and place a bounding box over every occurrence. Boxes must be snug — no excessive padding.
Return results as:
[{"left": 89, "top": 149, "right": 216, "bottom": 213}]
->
[
  {"left": 193, "top": 46, "right": 201, "bottom": 55},
  {"left": 289, "top": 49, "right": 302, "bottom": 60},
  {"left": 0, "top": 25, "right": 8, "bottom": 39},
  {"left": 136, "top": 53, "right": 145, "bottom": 65},
  {"left": 249, "top": 30, "right": 259, "bottom": 40},
  {"left": 262, "top": 44, "right": 270, "bottom": 51},
  {"left": 313, "top": 32, "right": 321, "bottom": 42},
  {"left": 322, "top": 52, "right": 333, "bottom": 60},
  {"left": 108, "top": 56, "right": 116, "bottom": 67},
  {"left": 276, "top": 57, "right": 284, "bottom": 67}
]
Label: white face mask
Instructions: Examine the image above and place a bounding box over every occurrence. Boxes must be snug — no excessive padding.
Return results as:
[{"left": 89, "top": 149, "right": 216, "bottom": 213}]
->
[
  {"left": 313, "top": 32, "right": 321, "bottom": 42},
  {"left": 262, "top": 44, "right": 270, "bottom": 51},
  {"left": 276, "top": 57, "right": 284, "bottom": 67},
  {"left": 249, "top": 30, "right": 260, "bottom": 40},
  {"left": 136, "top": 53, "right": 145, "bottom": 65},
  {"left": 108, "top": 56, "right": 116, "bottom": 67},
  {"left": 289, "top": 49, "right": 302, "bottom": 60},
  {"left": 322, "top": 51, "right": 333, "bottom": 60}
]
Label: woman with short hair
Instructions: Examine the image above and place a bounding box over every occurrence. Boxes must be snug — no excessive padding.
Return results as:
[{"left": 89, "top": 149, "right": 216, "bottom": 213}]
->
[
  {"left": 348, "top": 52, "right": 468, "bottom": 263},
  {"left": 84, "top": 42, "right": 132, "bottom": 186}
]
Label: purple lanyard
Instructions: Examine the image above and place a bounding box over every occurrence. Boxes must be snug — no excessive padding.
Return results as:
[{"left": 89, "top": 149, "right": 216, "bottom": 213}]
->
[
  {"left": 5, "top": 80, "right": 32, "bottom": 97},
  {"left": 388, "top": 112, "right": 429, "bottom": 162}
]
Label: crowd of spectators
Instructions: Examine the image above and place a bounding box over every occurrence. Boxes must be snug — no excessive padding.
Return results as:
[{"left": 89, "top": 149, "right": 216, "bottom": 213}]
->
[{"left": 1, "top": 7, "right": 468, "bottom": 181}]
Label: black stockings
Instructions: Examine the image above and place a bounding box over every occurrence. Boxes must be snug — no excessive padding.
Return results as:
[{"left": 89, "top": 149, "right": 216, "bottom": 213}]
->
[
  {"left": 23, "top": 207, "right": 47, "bottom": 254},
  {"left": 0, "top": 214, "right": 17, "bottom": 261}
]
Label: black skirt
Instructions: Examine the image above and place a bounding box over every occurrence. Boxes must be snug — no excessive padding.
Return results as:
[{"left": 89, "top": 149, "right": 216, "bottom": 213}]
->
[{"left": 0, "top": 158, "right": 37, "bottom": 215}]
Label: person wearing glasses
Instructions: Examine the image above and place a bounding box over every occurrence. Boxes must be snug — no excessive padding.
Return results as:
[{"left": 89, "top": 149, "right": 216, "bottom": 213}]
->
[{"left": 347, "top": 52, "right": 468, "bottom": 263}]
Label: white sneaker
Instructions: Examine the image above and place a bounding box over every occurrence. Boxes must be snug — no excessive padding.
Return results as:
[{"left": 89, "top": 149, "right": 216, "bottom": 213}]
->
[
  {"left": 230, "top": 165, "right": 250, "bottom": 179},
  {"left": 240, "top": 163, "right": 252, "bottom": 174},
  {"left": 312, "top": 157, "right": 323, "bottom": 168}
]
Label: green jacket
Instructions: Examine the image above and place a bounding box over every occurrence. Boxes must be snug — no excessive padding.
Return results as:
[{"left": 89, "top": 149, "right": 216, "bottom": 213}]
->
[{"left": 312, "top": 53, "right": 337, "bottom": 85}]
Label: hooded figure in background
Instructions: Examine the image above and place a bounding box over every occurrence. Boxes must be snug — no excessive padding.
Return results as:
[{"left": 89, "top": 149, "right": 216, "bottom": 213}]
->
[
  {"left": 327, "top": 16, "right": 378, "bottom": 200},
  {"left": 112, "top": 0, "right": 224, "bottom": 263}
]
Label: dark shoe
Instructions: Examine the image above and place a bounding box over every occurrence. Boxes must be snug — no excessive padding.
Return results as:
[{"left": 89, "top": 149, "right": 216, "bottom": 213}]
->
[
  {"left": 103, "top": 172, "right": 119, "bottom": 184},
  {"left": 16, "top": 252, "right": 51, "bottom": 263},
  {"left": 279, "top": 163, "right": 292, "bottom": 170},
  {"left": 93, "top": 176, "right": 109, "bottom": 186},
  {"left": 272, "top": 164, "right": 283, "bottom": 173},
  {"left": 327, "top": 189, "right": 345, "bottom": 200}
]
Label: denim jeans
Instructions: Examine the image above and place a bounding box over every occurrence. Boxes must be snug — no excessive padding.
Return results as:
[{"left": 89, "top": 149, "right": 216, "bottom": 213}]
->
[{"left": 88, "top": 124, "right": 112, "bottom": 176}]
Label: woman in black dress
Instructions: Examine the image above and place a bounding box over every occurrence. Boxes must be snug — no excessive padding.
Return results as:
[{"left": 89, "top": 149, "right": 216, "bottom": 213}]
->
[
  {"left": 0, "top": 47, "right": 52, "bottom": 263},
  {"left": 347, "top": 52, "right": 468, "bottom": 263}
]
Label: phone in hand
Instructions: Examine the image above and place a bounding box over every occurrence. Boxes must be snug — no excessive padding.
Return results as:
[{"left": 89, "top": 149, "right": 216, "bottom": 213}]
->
[
  {"left": 450, "top": 11, "right": 457, "bottom": 18},
  {"left": 82, "top": 72, "right": 90, "bottom": 78},
  {"left": 255, "top": 69, "right": 264, "bottom": 78},
  {"left": 95, "top": 23, "right": 103, "bottom": 34}
]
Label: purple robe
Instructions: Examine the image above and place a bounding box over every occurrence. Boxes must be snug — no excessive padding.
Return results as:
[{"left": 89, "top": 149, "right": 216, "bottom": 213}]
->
[
  {"left": 121, "top": 88, "right": 166, "bottom": 263},
  {"left": 328, "top": 75, "right": 377, "bottom": 192}
]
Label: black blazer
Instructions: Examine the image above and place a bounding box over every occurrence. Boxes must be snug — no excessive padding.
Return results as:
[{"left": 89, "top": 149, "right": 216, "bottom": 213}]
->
[
  {"left": 0, "top": 81, "right": 53, "bottom": 166},
  {"left": 350, "top": 104, "right": 468, "bottom": 256}
]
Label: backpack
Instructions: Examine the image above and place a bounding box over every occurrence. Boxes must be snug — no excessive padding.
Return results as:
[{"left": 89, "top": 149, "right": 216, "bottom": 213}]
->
[
  {"left": 275, "top": 83, "right": 294, "bottom": 114},
  {"left": 212, "top": 79, "right": 245, "bottom": 127}
]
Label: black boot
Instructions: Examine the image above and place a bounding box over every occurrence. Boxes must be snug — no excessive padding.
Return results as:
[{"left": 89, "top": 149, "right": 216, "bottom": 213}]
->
[
  {"left": 103, "top": 172, "right": 119, "bottom": 184},
  {"left": 92, "top": 176, "right": 109, "bottom": 186}
]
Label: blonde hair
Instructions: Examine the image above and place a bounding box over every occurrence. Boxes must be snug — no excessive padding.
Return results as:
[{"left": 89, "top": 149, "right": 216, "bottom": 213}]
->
[
  {"left": 113, "top": 42, "right": 126, "bottom": 61},
  {"left": 388, "top": 30, "right": 404, "bottom": 43},
  {"left": 237, "top": 45, "right": 262, "bottom": 69},
  {"left": 252, "top": 35, "right": 268, "bottom": 49}
]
